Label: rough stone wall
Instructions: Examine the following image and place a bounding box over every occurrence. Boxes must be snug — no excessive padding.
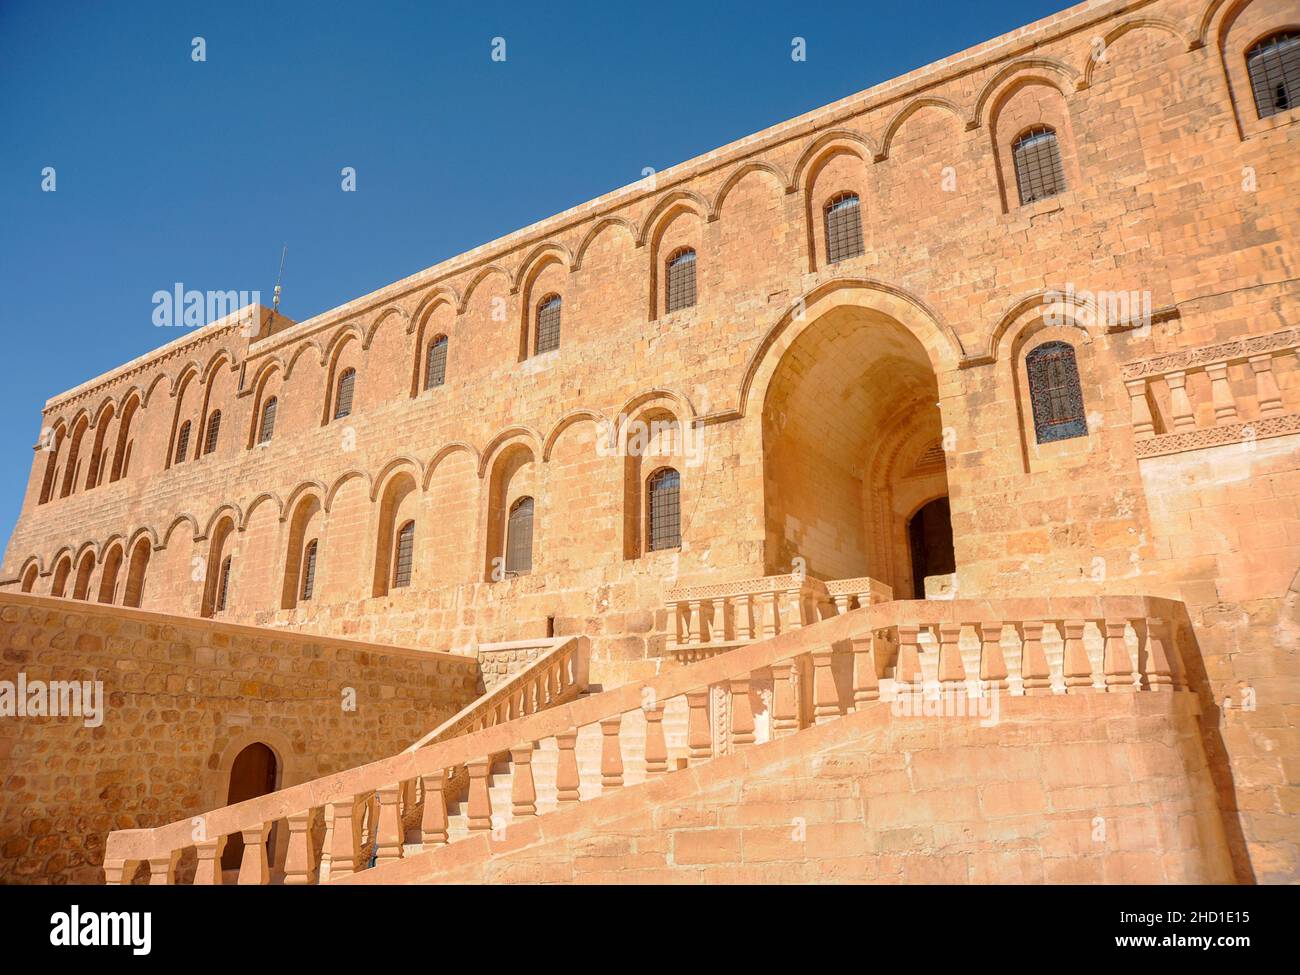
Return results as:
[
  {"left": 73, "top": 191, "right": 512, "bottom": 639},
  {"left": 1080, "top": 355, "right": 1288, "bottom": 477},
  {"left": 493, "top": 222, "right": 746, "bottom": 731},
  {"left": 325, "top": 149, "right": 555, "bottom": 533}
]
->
[
  {"left": 0, "top": 594, "right": 480, "bottom": 884},
  {"left": 346, "top": 692, "right": 1234, "bottom": 884},
  {"left": 1, "top": 0, "right": 1298, "bottom": 880}
]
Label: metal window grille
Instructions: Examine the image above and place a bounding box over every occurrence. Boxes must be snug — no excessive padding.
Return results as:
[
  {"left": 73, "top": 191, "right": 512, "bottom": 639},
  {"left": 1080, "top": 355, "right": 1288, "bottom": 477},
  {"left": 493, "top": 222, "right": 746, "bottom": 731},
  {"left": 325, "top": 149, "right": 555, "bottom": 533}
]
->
[
  {"left": 1026, "top": 341, "right": 1088, "bottom": 443},
  {"left": 665, "top": 249, "right": 697, "bottom": 312},
  {"left": 425, "top": 336, "right": 448, "bottom": 388},
  {"left": 175, "top": 422, "right": 191, "bottom": 464},
  {"left": 300, "top": 540, "right": 317, "bottom": 601},
  {"left": 535, "top": 297, "right": 561, "bottom": 355},
  {"left": 258, "top": 397, "right": 277, "bottom": 443},
  {"left": 203, "top": 411, "right": 221, "bottom": 454},
  {"left": 824, "top": 193, "right": 864, "bottom": 263},
  {"left": 392, "top": 521, "right": 414, "bottom": 588},
  {"left": 216, "top": 556, "right": 232, "bottom": 613},
  {"left": 1247, "top": 32, "right": 1300, "bottom": 119},
  {"left": 505, "top": 497, "right": 534, "bottom": 574},
  {"left": 334, "top": 369, "right": 355, "bottom": 419},
  {"left": 646, "top": 467, "right": 681, "bottom": 552},
  {"left": 1012, "top": 126, "right": 1066, "bottom": 205}
]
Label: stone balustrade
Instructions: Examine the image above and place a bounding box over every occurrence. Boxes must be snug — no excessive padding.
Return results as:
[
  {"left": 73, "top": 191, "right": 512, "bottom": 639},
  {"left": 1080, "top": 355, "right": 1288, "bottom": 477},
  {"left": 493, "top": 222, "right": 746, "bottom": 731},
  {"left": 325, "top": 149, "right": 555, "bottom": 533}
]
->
[
  {"left": 1122, "top": 326, "right": 1300, "bottom": 458},
  {"left": 665, "top": 573, "right": 891, "bottom": 662},
  {"left": 103, "top": 593, "right": 1195, "bottom": 885}
]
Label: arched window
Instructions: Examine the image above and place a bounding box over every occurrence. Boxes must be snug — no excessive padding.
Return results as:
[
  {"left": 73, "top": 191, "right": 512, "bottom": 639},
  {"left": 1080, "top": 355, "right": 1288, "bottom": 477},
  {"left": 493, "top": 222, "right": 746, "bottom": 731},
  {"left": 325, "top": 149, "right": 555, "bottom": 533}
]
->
[
  {"left": 51, "top": 557, "right": 72, "bottom": 598},
  {"left": 258, "top": 397, "right": 277, "bottom": 444},
  {"left": 1012, "top": 126, "right": 1066, "bottom": 205},
  {"left": 504, "top": 497, "right": 534, "bottom": 575},
  {"left": 646, "top": 467, "right": 681, "bottom": 552},
  {"left": 20, "top": 564, "right": 37, "bottom": 593},
  {"left": 665, "top": 248, "right": 697, "bottom": 313},
  {"left": 334, "top": 368, "right": 356, "bottom": 419},
  {"left": 300, "top": 539, "right": 318, "bottom": 601},
  {"left": 392, "top": 521, "right": 414, "bottom": 589},
  {"left": 824, "top": 193, "right": 864, "bottom": 264},
  {"left": 215, "top": 555, "right": 232, "bottom": 613},
  {"left": 1247, "top": 31, "right": 1299, "bottom": 119},
  {"left": 175, "top": 421, "right": 191, "bottom": 464},
  {"left": 203, "top": 411, "right": 222, "bottom": 454},
  {"left": 535, "top": 296, "right": 562, "bottom": 355},
  {"left": 425, "top": 335, "right": 448, "bottom": 388},
  {"left": 1026, "top": 341, "right": 1087, "bottom": 443}
]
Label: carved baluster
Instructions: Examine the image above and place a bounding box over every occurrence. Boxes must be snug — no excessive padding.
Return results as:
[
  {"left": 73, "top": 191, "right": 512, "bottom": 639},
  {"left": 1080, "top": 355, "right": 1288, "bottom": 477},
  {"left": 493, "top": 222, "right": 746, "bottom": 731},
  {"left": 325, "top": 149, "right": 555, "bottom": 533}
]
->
[
  {"left": 977, "top": 621, "right": 1008, "bottom": 693},
  {"left": 555, "top": 731, "right": 581, "bottom": 803},
  {"left": 283, "top": 808, "right": 318, "bottom": 885},
  {"left": 1140, "top": 617, "right": 1175, "bottom": 691},
  {"left": 1250, "top": 354, "right": 1284, "bottom": 417},
  {"left": 329, "top": 796, "right": 361, "bottom": 878},
  {"left": 895, "top": 624, "right": 922, "bottom": 689},
  {"left": 237, "top": 823, "right": 271, "bottom": 885},
  {"left": 420, "top": 774, "right": 448, "bottom": 846},
  {"left": 148, "top": 849, "right": 180, "bottom": 885},
  {"left": 786, "top": 587, "right": 807, "bottom": 629},
  {"left": 689, "top": 598, "right": 708, "bottom": 645},
  {"left": 937, "top": 622, "right": 966, "bottom": 686},
  {"left": 734, "top": 593, "right": 755, "bottom": 642},
  {"left": 600, "top": 715, "right": 624, "bottom": 788},
  {"left": 511, "top": 743, "right": 537, "bottom": 816},
  {"left": 373, "top": 785, "right": 405, "bottom": 862},
  {"left": 1205, "top": 363, "right": 1238, "bottom": 424},
  {"left": 770, "top": 660, "right": 799, "bottom": 737},
  {"left": 1126, "top": 379, "right": 1155, "bottom": 438},
  {"left": 730, "top": 677, "right": 755, "bottom": 745},
  {"left": 811, "top": 642, "right": 842, "bottom": 724},
  {"left": 759, "top": 592, "right": 781, "bottom": 638},
  {"left": 851, "top": 634, "right": 880, "bottom": 707},
  {"left": 193, "top": 837, "right": 225, "bottom": 885},
  {"left": 1018, "top": 621, "right": 1052, "bottom": 695},
  {"left": 1102, "top": 619, "right": 1136, "bottom": 692},
  {"left": 686, "top": 689, "right": 712, "bottom": 760},
  {"left": 1165, "top": 371, "right": 1197, "bottom": 432},
  {"left": 466, "top": 759, "right": 493, "bottom": 831},
  {"left": 644, "top": 704, "right": 668, "bottom": 775},
  {"left": 1061, "top": 620, "right": 1094, "bottom": 692},
  {"left": 832, "top": 593, "right": 853, "bottom": 616},
  {"left": 717, "top": 595, "right": 733, "bottom": 643}
]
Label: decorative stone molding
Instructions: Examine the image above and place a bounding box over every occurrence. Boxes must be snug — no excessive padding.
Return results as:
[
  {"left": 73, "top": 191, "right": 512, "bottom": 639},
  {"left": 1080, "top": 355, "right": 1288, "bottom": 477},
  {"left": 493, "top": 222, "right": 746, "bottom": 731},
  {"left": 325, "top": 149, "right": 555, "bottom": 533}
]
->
[{"left": 1133, "top": 413, "right": 1300, "bottom": 458}]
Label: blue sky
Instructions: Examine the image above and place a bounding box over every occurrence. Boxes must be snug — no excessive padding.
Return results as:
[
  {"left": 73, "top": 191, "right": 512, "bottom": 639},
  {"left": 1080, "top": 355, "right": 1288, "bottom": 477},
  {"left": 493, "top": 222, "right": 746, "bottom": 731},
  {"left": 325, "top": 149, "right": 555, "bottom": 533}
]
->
[{"left": 0, "top": 0, "right": 1072, "bottom": 542}]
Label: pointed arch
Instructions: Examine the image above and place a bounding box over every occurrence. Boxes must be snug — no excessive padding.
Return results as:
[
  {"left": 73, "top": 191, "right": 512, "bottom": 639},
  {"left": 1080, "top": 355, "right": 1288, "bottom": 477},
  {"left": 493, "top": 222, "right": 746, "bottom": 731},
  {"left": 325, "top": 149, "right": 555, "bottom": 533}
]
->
[
  {"left": 876, "top": 97, "right": 966, "bottom": 160},
  {"left": 477, "top": 426, "right": 545, "bottom": 478},
  {"left": 423, "top": 442, "right": 481, "bottom": 488},
  {"left": 1078, "top": 17, "right": 1197, "bottom": 90},
  {"left": 161, "top": 513, "right": 201, "bottom": 548},
  {"left": 284, "top": 340, "right": 324, "bottom": 380},
  {"left": 407, "top": 287, "right": 462, "bottom": 334},
  {"left": 370, "top": 456, "right": 425, "bottom": 502},
  {"left": 126, "top": 525, "right": 161, "bottom": 552},
  {"left": 457, "top": 263, "right": 514, "bottom": 314},
  {"left": 324, "top": 469, "right": 371, "bottom": 511},
  {"left": 323, "top": 322, "right": 365, "bottom": 365},
  {"left": 969, "top": 58, "right": 1079, "bottom": 128},
  {"left": 141, "top": 372, "right": 170, "bottom": 408},
  {"left": 710, "top": 160, "right": 792, "bottom": 216},
  {"left": 512, "top": 241, "right": 575, "bottom": 292},
  {"left": 636, "top": 190, "right": 712, "bottom": 247},
  {"left": 362, "top": 304, "right": 412, "bottom": 349},
  {"left": 790, "top": 128, "right": 880, "bottom": 191},
  {"left": 281, "top": 481, "right": 328, "bottom": 519},
  {"left": 200, "top": 348, "right": 238, "bottom": 385},
  {"left": 241, "top": 491, "right": 285, "bottom": 529},
  {"left": 542, "top": 409, "right": 610, "bottom": 462},
  {"left": 573, "top": 217, "right": 639, "bottom": 271},
  {"left": 970, "top": 287, "right": 1105, "bottom": 366}
]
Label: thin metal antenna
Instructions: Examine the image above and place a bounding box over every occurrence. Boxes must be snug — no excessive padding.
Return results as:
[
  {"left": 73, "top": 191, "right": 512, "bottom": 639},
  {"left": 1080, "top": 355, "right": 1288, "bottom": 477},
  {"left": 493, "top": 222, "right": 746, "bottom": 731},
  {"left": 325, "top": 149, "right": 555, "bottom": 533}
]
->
[{"left": 273, "top": 245, "right": 287, "bottom": 314}]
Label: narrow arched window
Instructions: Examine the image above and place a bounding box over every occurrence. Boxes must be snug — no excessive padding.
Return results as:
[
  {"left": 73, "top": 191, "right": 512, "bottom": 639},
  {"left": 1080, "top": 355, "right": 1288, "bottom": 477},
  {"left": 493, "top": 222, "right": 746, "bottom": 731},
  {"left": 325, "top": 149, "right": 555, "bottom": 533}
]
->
[
  {"left": 535, "top": 296, "right": 562, "bottom": 355},
  {"left": 1026, "top": 341, "right": 1087, "bottom": 444},
  {"left": 203, "top": 411, "right": 222, "bottom": 454},
  {"left": 300, "top": 539, "right": 318, "bottom": 601},
  {"left": 824, "top": 193, "right": 863, "bottom": 264},
  {"left": 175, "top": 421, "right": 191, "bottom": 464},
  {"left": 504, "top": 497, "right": 534, "bottom": 575},
  {"left": 392, "top": 520, "right": 414, "bottom": 588},
  {"left": 425, "top": 335, "right": 448, "bottom": 388},
  {"left": 334, "top": 368, "right": 356, "bottom": 419},
  {"left": 258, "top": 397, "right": 277, "bottom": 444},
  {"left": 1247, "top": 31, "right": 1300, "bottom": 119},
  {"left": 215, "top": 555, "right": 232, "bottom": 613},
  {"left": 1012, "top": 126, "right": 1066, "bottom": 205},
  {"left": 646, "top": 467, "right": 681, "bottom": 552},
  {"left": 665, "top": 248, "right": 697, "bottom": 313}
]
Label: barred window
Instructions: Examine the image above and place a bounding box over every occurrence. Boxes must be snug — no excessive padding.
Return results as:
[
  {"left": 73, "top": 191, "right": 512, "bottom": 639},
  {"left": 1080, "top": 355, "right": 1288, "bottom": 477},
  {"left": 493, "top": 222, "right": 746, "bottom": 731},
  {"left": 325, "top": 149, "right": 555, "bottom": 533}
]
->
[
  {"left": 665, "top": 248, "right": 697, "bottom": 313},
  {"left": 392, "top": 520, "right": 414, "bottom": 589},
  {"left": 334, "top": 368, "right": 356, "bottom": 419},
  {"left": 505, "top": 496, "right": 534, "bottom": 575},
  {"left": 203, "top": 411, "right": 221, "bottom": 455},
  {"left": 1026, "top": 341, "right": 1087, "bottom": 443},
  {"left": 1247, "top": 31, "right": 1300, "bottom": 119},
  {"left": 535, "top": 296, "right": 561, "bottom": 355},
  {"left": 300, "top": 539, "right": 318, "bottom": 601},
  {"left": 175, "top": 421, "right": 191, "bottom": 464},
  {"left": 1012, "top": 126, "right": 1066, "bottom": 205},
  {"left": 425, "top": 335, "right": 448, "bottom": 388},
  {"left": 824, "top": 193, "right": 864, "bottom": 264},
  {"left": 215, "top": 555, "right": 232, "bottom": 613},
  {"left": 258, "top": 397, "right": 277, "bottom": 444},
  {"left": 646, "top": 467, "right": 681, "bottom": 552}
]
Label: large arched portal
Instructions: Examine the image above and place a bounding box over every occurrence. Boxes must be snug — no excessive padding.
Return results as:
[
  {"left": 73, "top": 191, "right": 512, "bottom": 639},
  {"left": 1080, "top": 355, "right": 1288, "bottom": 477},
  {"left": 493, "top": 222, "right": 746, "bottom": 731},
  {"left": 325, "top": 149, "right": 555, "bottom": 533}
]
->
[{"left": 762, "top": 302, "right": 953, "bottom": 596}]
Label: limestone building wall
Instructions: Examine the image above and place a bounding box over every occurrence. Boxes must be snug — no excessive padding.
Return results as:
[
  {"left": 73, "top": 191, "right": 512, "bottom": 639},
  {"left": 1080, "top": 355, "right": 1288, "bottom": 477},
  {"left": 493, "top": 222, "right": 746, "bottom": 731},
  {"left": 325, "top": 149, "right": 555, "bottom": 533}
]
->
[{"left": 2, "top": 0, "right": 1298, "bottom": 879}]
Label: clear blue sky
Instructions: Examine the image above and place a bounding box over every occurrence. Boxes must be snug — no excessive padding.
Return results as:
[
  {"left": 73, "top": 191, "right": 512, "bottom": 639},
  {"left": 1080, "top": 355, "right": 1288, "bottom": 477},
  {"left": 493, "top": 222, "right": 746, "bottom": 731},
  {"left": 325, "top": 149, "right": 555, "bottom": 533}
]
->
[{"left": 0, "top": 0, "right": 1072, "bottom": 543}]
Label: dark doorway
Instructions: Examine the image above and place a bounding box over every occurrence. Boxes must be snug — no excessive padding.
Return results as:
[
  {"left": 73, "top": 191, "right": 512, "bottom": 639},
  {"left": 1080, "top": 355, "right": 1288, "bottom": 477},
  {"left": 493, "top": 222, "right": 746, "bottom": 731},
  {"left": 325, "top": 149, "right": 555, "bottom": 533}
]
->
[
  {"left": 220, "top": 742, "right": 279, "bottom": 871},
  {"left": 908, "top": 497, "right": 955, "bottom": 599}
]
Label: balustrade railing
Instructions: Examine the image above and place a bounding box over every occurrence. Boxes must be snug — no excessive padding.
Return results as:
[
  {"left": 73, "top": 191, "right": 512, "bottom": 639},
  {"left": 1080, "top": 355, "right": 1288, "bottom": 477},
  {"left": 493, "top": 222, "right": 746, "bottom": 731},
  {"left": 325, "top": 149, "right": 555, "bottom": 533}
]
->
[{"left": 104, "top": 594, "right": 1195, "bottom": 885}]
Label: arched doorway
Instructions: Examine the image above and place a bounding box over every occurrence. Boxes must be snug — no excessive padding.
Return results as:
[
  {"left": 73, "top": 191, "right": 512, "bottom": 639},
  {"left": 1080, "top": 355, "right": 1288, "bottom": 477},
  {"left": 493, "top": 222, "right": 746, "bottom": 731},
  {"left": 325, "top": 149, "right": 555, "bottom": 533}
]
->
[
  {"left": 761, "top": 299, "right": 955, "bottom": 597},
  {"left": 220, "top": 742, "right": 279, "bottom": 871},
  {"left": 907, "top": 496, "right": 956, "bottom": 598}
]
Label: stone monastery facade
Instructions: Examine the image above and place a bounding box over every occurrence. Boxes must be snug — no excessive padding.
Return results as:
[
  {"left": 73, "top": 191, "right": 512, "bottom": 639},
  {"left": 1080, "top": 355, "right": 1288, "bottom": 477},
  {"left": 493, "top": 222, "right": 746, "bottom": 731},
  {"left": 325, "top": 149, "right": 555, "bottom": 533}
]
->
[{"left": 2, "top": 0, "right": 1298, "bottom": 884}]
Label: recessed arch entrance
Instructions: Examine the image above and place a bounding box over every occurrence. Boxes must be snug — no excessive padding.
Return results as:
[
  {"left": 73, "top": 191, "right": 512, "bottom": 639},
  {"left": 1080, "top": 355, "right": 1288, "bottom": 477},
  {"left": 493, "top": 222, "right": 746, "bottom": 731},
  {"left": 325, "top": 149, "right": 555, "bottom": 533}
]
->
[
  {"left": 219, "top": 741, "right": 280, "bottom": 871},
  {"left": 760, "top": 292, "right": 955, "bottom": 597}
]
